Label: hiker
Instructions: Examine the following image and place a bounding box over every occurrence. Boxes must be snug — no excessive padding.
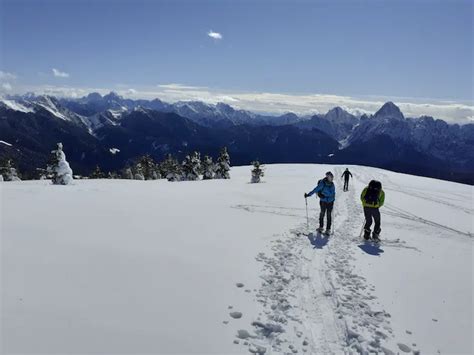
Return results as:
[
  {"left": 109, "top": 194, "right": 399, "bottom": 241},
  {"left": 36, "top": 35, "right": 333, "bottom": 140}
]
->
[
  {"left": 360, "top": 180, "right": 385, "bottom": 241},
  {"left": 304, "top": 171, "right": 336, "bottom": 235},
  {"left": 341, "top": 168, "right": 353, "bottom": 191}
]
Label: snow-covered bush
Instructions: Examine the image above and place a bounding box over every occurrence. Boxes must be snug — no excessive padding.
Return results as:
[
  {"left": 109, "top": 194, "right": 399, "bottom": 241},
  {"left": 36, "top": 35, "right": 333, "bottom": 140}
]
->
[
  {"left": 202, "top": 155, "right": 215, "bottom": 180},
  {"left": 214, "top": 147, "right": 230, "bottom": 179},
  {"left": 47, "top": 143, "right": 73, "bottom": 185},
  {"left": 251, "top": 160, "right": 264, "bottom": 183},
  {"left": 182, "top": 151, "right": 201, "bottom": 181}
]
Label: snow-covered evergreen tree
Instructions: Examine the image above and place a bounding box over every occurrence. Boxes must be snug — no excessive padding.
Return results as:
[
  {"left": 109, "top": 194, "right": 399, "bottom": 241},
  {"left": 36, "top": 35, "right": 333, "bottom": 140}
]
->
[
  {"left": 0, "top": 159, "right": 21, "bottom": 181},
  {"left": 90, "top": 165, "right": 105, "bottom": 179},
  {"left": 251, "top": 160, "right": 264, "bottom": 183},
  {"left": 182, "top": 151, "right": 201, "bottom": 181},
  {"left": 202, "top": 155, "right": 215, "bottom": 180},
  {"left": 151, "top": 170, "right": 161, "bottom": 180},
  {"left": 160, "top": 154, "right": 182, "bottom": 182},
  {"left": 47, "top": 143, "right": 73, "bottom": 185},
  {"left": 214, "top": 147, "right": 230, "bottom": 179},
  {"left": 122, "top": 167, "right": 133, "bottom": 179},
  {"left": 135, "top": 155, "right": 159, "bottom": 180},
  {"left": 134, "top": 162, "right": 145, "bottom": 180},
  {"left": 3, "top": 160, "right": 21, "bottom": 181}
]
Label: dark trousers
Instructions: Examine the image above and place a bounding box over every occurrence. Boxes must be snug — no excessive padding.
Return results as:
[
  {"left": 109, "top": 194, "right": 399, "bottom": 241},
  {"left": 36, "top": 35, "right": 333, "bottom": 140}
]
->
[
  {"left": 343, "top": 178, "right": 349, "bottom": 191},
  {"left": 319, "top": 201, "right": 334, "bottom": 229},
  {"left": 363, "top": 207, "right": 381, "bottom": 234}
]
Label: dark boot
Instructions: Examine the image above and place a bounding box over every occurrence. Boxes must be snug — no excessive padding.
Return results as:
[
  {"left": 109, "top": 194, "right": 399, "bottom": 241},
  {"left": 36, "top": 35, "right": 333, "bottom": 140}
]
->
[
  {"left": 363, "top": 229, "right": 371, "bottom": 240},
  {"left": 372, "top": 228, "right": 381, "bottom": 242}
]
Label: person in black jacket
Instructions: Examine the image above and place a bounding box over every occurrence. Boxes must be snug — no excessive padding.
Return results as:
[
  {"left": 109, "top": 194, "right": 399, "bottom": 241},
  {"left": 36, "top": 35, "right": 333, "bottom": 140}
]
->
[{"left": 341, "top": 168, "right": 353, "bottom": 192}]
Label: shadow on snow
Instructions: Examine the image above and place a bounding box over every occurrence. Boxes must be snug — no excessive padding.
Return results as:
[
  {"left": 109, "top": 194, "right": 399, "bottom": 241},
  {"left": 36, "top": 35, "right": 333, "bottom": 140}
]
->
[
  {"left": 358, "top": 242, "right": 384, "bottom": 256},
  {"left": 307, "top": 232, "right": 329, "bottom": 249}
]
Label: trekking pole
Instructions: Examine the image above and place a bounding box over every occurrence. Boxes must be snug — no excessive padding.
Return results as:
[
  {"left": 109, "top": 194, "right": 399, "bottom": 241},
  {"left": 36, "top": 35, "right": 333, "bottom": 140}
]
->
[
  {"left": 305, "top": 197, "right": 309, "bottom": 229},
  {"left": 359, "top": 219, "right": 365, "bottom": 238}
]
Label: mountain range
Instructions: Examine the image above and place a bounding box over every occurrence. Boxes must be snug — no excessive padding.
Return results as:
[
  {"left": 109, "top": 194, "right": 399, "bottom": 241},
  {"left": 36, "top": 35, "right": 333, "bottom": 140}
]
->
[{"left": 1, "top": 92, "right": 473, "bottom": 184}]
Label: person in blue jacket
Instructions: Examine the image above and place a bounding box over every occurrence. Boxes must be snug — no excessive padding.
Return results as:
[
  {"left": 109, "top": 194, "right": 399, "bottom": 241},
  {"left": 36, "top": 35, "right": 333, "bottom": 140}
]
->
[{"left": 304, "top": 171, "right": 336, "bottom": 234}]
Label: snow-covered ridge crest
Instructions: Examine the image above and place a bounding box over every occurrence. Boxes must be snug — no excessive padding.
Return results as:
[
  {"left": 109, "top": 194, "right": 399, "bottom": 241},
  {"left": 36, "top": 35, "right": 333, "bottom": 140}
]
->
[{"left": 0, "top": 98, "right": 33, "bottom": 113}]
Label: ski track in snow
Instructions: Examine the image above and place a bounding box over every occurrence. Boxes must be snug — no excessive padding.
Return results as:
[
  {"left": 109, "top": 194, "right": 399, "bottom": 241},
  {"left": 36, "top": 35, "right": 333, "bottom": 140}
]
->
[{"left": 232, "top": 167, "right": 418, "bottom": 354}]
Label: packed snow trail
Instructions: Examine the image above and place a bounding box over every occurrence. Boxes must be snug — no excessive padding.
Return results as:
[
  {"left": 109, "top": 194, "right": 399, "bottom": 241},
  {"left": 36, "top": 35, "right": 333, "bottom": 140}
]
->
[{"left": 246, "top": 167, "right": 396, "bottom": 354}]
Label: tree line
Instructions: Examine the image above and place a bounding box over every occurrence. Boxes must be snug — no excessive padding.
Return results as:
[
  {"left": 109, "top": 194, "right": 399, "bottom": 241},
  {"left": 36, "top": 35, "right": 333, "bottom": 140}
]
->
[{"left": 1, "top": 144, "right": 265, "bottom": 184}]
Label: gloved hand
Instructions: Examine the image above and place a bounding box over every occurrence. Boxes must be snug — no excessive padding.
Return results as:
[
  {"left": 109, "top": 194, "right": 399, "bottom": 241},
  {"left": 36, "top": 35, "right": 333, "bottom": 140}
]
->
[{"left": 304, "top": 193, "right": 308, "bottom": 198}]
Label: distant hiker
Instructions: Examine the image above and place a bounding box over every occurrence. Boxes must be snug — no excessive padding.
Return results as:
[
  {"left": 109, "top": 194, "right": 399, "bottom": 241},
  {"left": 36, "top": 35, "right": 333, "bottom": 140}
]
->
[
  {"left": 360, "top": 180, "right": 385, "bottom": 241},
  {"left": 341, "top": 168, "right": 353, "bottom": 191},
  {"left": 304, "top": 171, "right": 336, "bottom": 235}
]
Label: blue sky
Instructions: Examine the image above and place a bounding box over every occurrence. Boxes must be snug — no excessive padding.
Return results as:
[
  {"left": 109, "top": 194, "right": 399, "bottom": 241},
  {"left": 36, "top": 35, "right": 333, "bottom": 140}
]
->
[{"left": 0, "top": 0, "right": 472, "bottom": 121}]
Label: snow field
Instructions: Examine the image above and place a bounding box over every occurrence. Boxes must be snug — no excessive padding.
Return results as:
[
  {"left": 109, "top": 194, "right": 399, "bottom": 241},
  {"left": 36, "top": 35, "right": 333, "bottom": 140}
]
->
[{"left": 1, "top": 164, "right": 472, "bottom": 354}]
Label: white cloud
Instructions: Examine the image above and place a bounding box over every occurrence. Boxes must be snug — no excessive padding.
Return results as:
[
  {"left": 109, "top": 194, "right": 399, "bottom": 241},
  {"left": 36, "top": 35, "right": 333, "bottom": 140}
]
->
[
  {"left": 127, "top": 88, "right": 138, "bottom": 95},
  {"left": 52, "top": 68, "right": 70, "bottom": 78},
  {"left": 158, "top": 83, "right": 208, "bottom": 91},
  {"left": 1, "top": 82, "right": 12, "bottom": 91},
  {"left": 0, "top": 71, "right": 16, "bottom": 80},
  {"left": 207, "top": 30, "right": 223, "bottom": 40}
]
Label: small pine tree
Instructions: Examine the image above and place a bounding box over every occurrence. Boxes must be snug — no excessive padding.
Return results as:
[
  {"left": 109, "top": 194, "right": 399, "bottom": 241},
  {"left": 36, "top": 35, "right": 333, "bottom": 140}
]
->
[
  {"left": 151, "top": 169, "right": 161, "bottom": 180},
  {"left": 182, "top": 151, "right": 201, "bottom": 181},
  {"left": 251, "top": 160, "right": 264, "bottom": 183},
  {"left": 134, "top": 162, "right": 145, "bottom": 180},
  {"left": 0, "top": 159, "right": 21, "bottom": 181},
  {"left": 160, "top": 154, "right": 182, "bottom": 182},
  {"left": 90, "top": 165, "right": 105, "bottom": 179},
  {"left": 122, "top": 167, "right": 134, "bottom": 179},
  {"left": 202, "top": 155, "right": 215, "bottom": 180},
  {"left": 135, "top": 155, "right": 158, "bottom": 180},
  {"left": 214, "top": 147, "right": 230, "bottom": 179},
  {"left": 47, "top": 143, "right": 73, "bottom": 185}
]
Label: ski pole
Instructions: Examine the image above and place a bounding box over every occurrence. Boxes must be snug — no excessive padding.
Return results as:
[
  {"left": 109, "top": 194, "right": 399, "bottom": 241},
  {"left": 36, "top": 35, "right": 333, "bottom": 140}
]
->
[{"left": 305, "top": 197, "right": 309, "bottom": 229}]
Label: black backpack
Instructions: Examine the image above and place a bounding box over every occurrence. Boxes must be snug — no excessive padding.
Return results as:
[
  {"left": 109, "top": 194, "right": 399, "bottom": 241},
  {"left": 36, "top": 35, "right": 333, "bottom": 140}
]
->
[
  {"left": 316, "top": 179, "right": 325, "bottom": 198},
  {"left": 364, "top": 180, "right": 382, "bottom": 204}
]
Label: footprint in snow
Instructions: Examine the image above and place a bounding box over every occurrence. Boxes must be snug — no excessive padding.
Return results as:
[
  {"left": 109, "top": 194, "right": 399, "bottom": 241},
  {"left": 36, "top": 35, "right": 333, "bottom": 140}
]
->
[
  {"left": 236, "top": 282, "right": 245, "bottom": 288},
  {"left": 230, "top": 311, "right": 243, "bottom": 319},
  {"left": 236, "top": 329, "right": 252, "bottom": 339},
  {"left": 397, "top": 343, "right": 412, "bottom": 353}
]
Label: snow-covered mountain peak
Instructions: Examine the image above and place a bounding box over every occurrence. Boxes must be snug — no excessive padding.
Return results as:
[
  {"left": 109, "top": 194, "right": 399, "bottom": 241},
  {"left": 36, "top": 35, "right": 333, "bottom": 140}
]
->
[
  {"left": 103, "top": 91, "right": 122, "bottom": 102},
  {"left": 325, "top": 106, "right": 357, "bottom": 123},
  {"left": 374, "top": 101, "right": 404, "bottom": 120}
]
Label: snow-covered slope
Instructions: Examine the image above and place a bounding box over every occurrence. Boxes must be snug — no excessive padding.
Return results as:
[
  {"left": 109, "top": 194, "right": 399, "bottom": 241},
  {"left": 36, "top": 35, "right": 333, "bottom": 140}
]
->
[
  {"left": 0, "top": 95, "right": 89, "bottom": 127},
  {"left": 1, "top": 165, "right": 472, "bottom": 354}
]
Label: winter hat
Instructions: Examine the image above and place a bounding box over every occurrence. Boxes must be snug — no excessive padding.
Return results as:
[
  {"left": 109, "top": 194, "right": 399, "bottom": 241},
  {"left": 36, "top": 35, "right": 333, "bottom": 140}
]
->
[{"left": 326, "top": 171, "right": 334, "bottom": 179}]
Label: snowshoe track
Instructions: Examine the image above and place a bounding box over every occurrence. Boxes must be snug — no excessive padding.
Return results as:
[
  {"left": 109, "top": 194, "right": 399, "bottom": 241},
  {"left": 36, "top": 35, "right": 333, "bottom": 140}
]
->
[{"left": 243, "top": 167, "right": 396, "bottom": 354}]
